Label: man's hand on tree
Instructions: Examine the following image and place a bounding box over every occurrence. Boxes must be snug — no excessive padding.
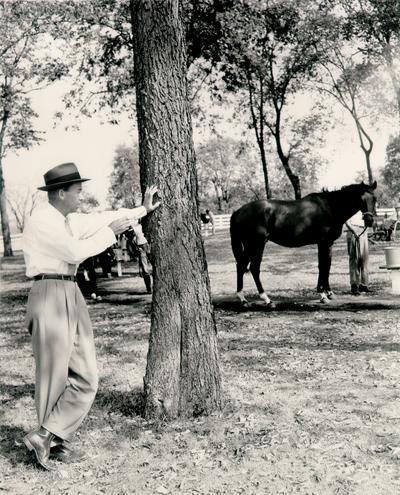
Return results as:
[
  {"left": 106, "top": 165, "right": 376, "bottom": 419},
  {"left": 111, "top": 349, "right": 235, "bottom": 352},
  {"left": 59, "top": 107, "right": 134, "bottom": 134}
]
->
[{"left": 143, "top": 185, "right": 161, "bottom": 213}]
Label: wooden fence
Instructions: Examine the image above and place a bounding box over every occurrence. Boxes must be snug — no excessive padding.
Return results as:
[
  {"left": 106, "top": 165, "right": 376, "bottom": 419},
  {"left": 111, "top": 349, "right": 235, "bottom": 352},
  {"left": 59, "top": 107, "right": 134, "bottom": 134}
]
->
[{"left": 201, "top": 214, "right": 230, "bottom": 233}]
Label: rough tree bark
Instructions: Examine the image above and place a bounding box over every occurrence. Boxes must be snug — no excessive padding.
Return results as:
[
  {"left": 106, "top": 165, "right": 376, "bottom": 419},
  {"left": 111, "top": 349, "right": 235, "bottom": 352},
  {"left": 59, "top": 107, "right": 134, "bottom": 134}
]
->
[
  {"left": 0, "top": 163, "right": 13, "bottom": 257},
  {"left": 130, "top": 0, "right": 222, "bottom": 419},
  {"left": 0, "top": 105, "right": 13, "bottom": 256}
]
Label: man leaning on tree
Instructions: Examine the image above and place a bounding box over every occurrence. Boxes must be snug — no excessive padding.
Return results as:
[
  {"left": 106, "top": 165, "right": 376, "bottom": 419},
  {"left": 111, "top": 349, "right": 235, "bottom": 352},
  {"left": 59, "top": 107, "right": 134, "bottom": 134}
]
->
[{"left": 21, "top": 162, "right": 160, "bottom": 470}]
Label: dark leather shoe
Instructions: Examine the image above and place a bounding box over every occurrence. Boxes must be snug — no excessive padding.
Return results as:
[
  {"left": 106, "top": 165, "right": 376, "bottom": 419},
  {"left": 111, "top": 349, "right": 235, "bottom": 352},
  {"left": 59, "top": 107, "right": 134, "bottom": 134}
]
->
[
  {"left": 51, "top": 443, "right": 86, "bottom": 464},
  {"left": 23, "top": 428, "right": 55, "bottom": 470},
  {"left": 351, "top": 284, "right": 360, "bottom": 296},
  {"left": 359, "top": 284, "right": 370, "bottom": 293}
]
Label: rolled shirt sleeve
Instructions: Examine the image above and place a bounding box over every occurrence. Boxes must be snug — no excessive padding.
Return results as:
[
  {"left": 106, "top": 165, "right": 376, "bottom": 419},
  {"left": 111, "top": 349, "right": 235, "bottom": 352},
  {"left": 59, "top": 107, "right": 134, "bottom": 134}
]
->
[{"left": 68, "top": 206, "right": 147, "bottom": 239}]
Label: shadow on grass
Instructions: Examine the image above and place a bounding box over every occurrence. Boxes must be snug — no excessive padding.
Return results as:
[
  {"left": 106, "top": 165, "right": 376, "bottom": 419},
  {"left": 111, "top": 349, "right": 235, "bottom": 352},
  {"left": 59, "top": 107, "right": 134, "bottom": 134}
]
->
[
  {"left": 95, "top": 385, "right": 145, "bottom": 417},
  {"left": 219, "top": 321, "right": 400, "bottom": 365},
  {"left": 92, "top": 293, "right": 151, "bottom": 306},
  {"left": 0, "top": 382, "right": 34, "bottom": 419},
  {"left": 0, "top": 424, "right": 38, "bottom": 469},
  {"left": 214, "top": 298, "right": 400, "bottom": 313},
  {"left": 0, "top": 292, "right": 29, "bottom": 307},
  {"left": 0, "top": 380, "right": 36, "bottom": 469}
]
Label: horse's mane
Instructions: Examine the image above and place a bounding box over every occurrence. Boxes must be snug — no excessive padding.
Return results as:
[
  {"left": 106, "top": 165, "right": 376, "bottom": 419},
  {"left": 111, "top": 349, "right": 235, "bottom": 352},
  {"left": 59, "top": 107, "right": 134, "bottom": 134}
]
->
[{"left": 312, "top": 182, "right": 373, "bottom": 197}]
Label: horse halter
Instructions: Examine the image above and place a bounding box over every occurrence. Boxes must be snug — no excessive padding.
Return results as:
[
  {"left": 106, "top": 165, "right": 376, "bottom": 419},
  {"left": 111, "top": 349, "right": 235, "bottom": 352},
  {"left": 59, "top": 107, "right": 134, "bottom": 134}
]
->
[{"left": 361, "top": 190, "right": 376, "bottom": 222}]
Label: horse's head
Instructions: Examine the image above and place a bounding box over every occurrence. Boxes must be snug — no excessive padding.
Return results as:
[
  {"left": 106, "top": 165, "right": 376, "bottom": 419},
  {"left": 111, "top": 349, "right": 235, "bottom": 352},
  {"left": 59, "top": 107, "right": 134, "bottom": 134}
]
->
[{"left": 359, "top": 180, "right": 377, "bottom": 227}]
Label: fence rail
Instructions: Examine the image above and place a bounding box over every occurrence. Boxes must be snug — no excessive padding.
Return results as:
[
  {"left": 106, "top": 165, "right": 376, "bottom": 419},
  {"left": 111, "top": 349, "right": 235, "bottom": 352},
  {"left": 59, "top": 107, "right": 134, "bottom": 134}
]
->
[
  {"left": 201, "top": 214, "right": 230, "bottom": 233},
  {"left": 376, "top": 208, "right": 397, "bottom": 218}
]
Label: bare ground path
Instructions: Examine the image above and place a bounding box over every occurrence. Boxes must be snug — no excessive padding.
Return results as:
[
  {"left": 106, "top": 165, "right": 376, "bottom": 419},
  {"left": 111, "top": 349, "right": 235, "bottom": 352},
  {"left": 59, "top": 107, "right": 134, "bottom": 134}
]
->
[{"left": 1, "top": 232, "right": 399, "bottom": 494}]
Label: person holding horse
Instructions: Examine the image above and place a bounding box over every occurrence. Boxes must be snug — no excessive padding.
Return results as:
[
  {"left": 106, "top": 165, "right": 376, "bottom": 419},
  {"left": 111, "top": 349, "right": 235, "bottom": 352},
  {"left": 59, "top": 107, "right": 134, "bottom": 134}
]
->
[
  {"left": 21, "top": 162, "right": 160, "bottom": 470},
  {"left": 345, "top": 210, "right": 370, "bottom": 295}
]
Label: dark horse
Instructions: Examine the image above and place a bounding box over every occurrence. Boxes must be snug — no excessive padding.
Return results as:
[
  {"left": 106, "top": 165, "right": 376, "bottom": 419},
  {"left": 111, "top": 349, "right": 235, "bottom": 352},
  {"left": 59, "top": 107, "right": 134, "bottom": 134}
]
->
[{"left": 230, "top": 181, "right": 377, "bottom": 305}]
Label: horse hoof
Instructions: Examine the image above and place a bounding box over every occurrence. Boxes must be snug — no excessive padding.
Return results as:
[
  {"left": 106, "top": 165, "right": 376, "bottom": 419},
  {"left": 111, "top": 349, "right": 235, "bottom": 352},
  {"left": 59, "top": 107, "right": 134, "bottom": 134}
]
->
[
  {"left": 320, "top": 295, "right": 329, "bottom": 304},
  {"left": 265, "top": 301, "right": 276, "bottom": 309}
]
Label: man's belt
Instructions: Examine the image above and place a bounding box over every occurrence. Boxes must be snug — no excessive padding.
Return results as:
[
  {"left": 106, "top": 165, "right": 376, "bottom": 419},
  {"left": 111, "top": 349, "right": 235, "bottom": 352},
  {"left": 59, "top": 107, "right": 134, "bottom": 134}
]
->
[{"left": 34, "top": 274, "right": 76, "bottom": 282}]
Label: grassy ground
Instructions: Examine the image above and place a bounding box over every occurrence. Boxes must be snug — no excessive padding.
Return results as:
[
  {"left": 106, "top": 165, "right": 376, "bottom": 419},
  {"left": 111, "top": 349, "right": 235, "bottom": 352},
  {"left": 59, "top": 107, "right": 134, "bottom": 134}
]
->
[{"left": 1, "top": 232, "right": 399, "bottom": 494}]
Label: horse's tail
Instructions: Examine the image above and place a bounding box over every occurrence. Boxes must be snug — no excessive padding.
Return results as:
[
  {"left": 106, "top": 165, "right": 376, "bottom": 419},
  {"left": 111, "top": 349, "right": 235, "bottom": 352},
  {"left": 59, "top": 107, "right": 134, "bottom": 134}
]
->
[{"left": 230, "top": 211, "right": 249, "bottom": 270}]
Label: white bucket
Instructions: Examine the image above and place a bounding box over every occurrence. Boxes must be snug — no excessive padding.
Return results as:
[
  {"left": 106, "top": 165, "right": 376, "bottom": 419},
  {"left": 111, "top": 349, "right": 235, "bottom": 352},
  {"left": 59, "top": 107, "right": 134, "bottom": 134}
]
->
[{"left": 384, "top": 247, "right": 400, "bottom": 268}]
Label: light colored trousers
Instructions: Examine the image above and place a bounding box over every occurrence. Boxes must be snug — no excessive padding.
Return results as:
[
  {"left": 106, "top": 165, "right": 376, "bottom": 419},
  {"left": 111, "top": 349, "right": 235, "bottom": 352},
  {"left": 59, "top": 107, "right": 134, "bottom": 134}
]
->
[
  {"left": 25, "top": 279, "right": 98, "bottom": 440},
  {"left": 346, "top": 229, "right": 369, "bottom": 286}
]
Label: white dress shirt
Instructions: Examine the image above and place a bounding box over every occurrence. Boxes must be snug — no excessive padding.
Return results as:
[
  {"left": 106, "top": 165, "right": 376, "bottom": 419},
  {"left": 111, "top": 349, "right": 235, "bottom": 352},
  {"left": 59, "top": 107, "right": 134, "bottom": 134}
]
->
[{"left": 22, "top": 202, "right": 147, "bottom": 278}]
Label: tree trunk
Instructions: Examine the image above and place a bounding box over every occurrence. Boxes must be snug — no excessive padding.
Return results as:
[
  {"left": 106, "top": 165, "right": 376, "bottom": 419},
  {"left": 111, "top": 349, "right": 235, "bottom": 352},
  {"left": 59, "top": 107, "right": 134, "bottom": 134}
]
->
[
  {"left": 277, "top": 152, "right": 301, "bottom": 200},
  {"left": 258, "top": 84, "right": 271, "bottom": 199},
  {"left": 259, "top": 141, "right": 271, "bottom": 199},
  {"left": 131, "top": 0, "right": 222, "bottom": 419},
  {"left": 358, "top": 126, "right": 374, "bottom": 185},
  {"left": 351, "top": 102, "right": 374, "bottom": 185},
  {"left": 0, "top": 159, "right": 13, "bottom": 257},
  {"left": 274, "top": 106, "right": 301, "bottom": 199},
  {"left": 365, "top": 149, "right": 373, "bottom": 185}
]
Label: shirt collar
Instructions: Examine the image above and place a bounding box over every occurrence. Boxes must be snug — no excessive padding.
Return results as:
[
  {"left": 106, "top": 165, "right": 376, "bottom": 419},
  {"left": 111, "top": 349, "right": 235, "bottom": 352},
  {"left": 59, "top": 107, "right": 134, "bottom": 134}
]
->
[{"left": 45, "top": 202, "right": 68, "bottom": 222}]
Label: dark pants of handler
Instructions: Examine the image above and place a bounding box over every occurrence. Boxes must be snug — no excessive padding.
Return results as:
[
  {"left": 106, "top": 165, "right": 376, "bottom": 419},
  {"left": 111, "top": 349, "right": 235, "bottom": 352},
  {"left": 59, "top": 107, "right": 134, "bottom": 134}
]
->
[
  {"left": 346, "top": 229, "right": 369, "bottom": 287},
  {"left": 25, "top": 279, "right": 98, "bottom": 440}
]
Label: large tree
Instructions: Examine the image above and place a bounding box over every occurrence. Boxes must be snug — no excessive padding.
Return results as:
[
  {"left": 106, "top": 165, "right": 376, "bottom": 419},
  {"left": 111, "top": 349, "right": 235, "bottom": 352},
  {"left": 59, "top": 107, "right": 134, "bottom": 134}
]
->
[
  {"left": 130, "top": 0, "right": 222, "bottom": 419},
  {"left": 0, "top": 0, "right": 68, "bottom": 256}
]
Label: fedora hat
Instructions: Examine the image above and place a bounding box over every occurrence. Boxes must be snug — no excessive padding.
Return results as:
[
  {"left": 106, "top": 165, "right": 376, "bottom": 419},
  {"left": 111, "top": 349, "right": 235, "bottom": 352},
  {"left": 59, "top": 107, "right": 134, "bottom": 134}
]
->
[{"left": 38, "top": 163, "right": 90, "bottom": 191}]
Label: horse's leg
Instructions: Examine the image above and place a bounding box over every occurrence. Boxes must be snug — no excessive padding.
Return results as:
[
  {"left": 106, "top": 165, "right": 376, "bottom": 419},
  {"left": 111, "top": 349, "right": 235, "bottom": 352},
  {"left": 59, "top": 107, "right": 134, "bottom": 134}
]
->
[
  {"left": 325, "top": 243, "right": 335, "bottom": 299},
  {"left": 236, "top": 260, "right": 249, "bottom": 305},
  {"left": 317, "top": 242, "right": 334, "bottom": 303},
  {"left": 249, "top": 239, "right": 273, "bottom": 306}
]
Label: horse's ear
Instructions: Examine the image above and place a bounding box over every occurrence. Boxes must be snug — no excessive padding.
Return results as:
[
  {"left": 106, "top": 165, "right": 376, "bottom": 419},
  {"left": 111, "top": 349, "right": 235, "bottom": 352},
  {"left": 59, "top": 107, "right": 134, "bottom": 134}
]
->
[{"left": 372, "top": 180, "right": 377, "bottom": 190}]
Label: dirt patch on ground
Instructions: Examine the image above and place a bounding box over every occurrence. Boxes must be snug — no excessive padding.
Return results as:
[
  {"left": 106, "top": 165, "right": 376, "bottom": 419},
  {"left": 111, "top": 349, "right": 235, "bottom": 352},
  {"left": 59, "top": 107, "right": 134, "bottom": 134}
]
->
[{"left": 1, "top": 233, "right": 399, "bottom": 494}]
